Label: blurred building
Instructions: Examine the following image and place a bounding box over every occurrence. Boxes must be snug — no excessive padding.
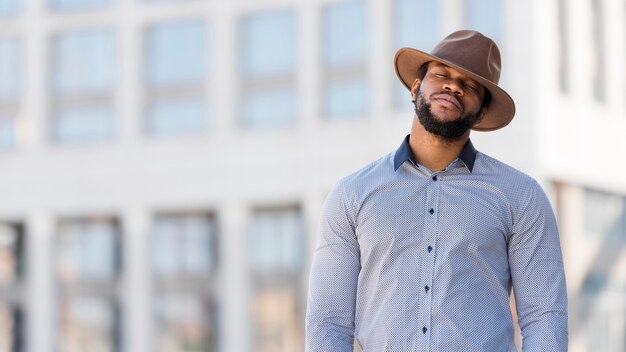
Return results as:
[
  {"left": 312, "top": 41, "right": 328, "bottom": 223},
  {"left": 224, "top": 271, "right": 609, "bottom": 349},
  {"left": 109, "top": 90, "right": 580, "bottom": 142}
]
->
[
  {"left": 533, "top": 0, "right": 626, "bottom": 351},
  {"left": 2, "top": 0, "right": 619, "bottom": 351}
]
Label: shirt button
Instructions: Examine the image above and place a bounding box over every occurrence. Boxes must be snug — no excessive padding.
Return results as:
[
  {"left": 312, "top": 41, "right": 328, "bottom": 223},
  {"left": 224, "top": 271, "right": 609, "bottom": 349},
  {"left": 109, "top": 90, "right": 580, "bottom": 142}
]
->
[
  {"left": 427, "top": 245, "right": 433, "bottom": 253},
  {"left": 432, "top": 175, "right": 437, "bottom": 181},
  {"left": 429, "top": 208, "right": 434, "bottom": 215},
  {"left": 422, "top": 327, "right": 428, "bottom": 334},
  {"left": 425, "top": 285, "right": 430, "bottom": 293}
]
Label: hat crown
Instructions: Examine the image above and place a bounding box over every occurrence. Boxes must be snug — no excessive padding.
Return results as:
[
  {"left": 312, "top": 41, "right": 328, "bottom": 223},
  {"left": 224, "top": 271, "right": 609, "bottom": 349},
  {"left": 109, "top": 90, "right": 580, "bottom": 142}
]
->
[{"left": 431, "top": 30, "right": 501, "bottom": 85}]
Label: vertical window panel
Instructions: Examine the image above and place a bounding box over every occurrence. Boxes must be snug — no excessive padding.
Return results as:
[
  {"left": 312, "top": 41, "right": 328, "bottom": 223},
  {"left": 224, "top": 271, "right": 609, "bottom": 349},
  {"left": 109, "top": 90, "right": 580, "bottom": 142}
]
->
[
  {"left": 151, "top": 214, "right": 215, "bottom": 278},
  {"left": 0, "top": 223, "right": 25, "bottom": 352},
  {"left": 58, "top": 298, "right": 119, "bottom": 352},
  {"left": 51, "top": 30, "right": 116, "bottom": 95},
  {"left": 50, "top": 0, "right": 112, "bottom": 11},
  {"left": 0, "top": 0, "right": 20, "bottom": 18},
  {"left": 0, "top": 223, "right": 23, "bottom": 285},
  {"left": 239, "top": 10, "right": 297, "bottom": 129},
  {"left": 248, "top": 207, "right": 305, "bottom": 352},
  {"left": 324, "top": 79, "right": 368, "bottom": 118},
  {"left": 465, "top": 0, "right": 502, "bottom": 41},
  {"left": 51, "top": 105, "right": 115, "bottom": 144},
  {"left": 145, "top": 21, "right": 207, "bottom": 87},
  {"left": 394, "top": 0, "right": 438, "bottom": 50},
  {"left": 240, "top": 10, "right": 296, "bottom": 77},
  {"left": 56, "top": 219, "right": 120, "bottom": 284},
  {"left": 154, "top": 295, "right": 216, "bottom": 352},
  {"left": 592, "top": 0, "right": 606, "bottom": 102},
  {"left": 322, "top": 1, "right": 369, "bottom": 119},
  {"left": 151, "top": 213, "right": 218, "bottom": 352},
  {"left": 146, "top": 97, "right": 207, "bottom": 137},
  {"left": 56, "top": 218, "right": 121, "bottom": 352},
  {"left": 0, "top": 114, "right": 16, "bottom": 149},
  {"left": 0, "top": 304, "right": 23, "bottom": 352},
  {"left": 241, "top": 89, "right": 297, "bottom": 129},
  {"left": 322, "top": 1, "right": 367, "bottom": 68},
  {"left": 50, "top": 30, "right": 116, "bottom": 144},
  {"left": 0, "top": 39, "right": 21, "bottom": 149},
  {"left": 144, "top": 20, "right": 209, "bottom": 137},
  {"left": 0, "top": 39, "right": 21, "bottom": 102}
]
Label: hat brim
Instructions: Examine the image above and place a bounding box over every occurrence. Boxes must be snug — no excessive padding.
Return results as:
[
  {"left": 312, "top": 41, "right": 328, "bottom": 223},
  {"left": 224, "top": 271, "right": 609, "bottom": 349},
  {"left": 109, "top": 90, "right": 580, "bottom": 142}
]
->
[{"left": 394, "top": 48, "right": 515, "bottom": 131}]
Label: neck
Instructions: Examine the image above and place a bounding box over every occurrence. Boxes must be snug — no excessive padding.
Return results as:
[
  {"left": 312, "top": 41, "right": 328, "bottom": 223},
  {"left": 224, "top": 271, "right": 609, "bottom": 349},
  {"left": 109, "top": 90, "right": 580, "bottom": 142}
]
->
[{"left": 409, "top": 116, "right": 470, "bottom": 172}]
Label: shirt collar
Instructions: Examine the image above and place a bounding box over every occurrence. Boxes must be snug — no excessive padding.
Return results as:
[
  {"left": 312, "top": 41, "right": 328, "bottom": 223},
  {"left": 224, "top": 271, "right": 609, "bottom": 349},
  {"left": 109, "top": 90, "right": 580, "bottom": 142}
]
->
[{"left": 393, "top": 134, "right": 477, "bottom": 173}]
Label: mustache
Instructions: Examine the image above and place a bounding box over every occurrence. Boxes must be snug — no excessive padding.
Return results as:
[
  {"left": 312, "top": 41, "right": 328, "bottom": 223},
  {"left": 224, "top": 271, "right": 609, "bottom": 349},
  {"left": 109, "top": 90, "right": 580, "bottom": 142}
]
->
[{"left": 430, "top": 91, "right": 464, "bottom": 111}]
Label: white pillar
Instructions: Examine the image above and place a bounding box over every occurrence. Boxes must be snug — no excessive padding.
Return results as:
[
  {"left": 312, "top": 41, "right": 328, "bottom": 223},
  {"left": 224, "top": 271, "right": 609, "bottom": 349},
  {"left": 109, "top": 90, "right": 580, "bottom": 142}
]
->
[{"left": 26, "top": 211, "right": 54, "bottom": 352}]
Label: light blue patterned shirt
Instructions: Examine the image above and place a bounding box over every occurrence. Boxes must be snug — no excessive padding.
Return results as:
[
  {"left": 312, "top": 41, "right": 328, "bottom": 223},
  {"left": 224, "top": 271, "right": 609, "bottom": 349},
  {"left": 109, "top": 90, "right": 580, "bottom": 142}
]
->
[{"left": 306, "top": 135, "right": 568, "bottom": 351}]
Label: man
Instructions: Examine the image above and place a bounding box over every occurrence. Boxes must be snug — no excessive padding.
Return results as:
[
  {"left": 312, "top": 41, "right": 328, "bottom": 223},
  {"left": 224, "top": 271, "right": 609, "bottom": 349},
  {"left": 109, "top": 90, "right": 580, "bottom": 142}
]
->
[{"left": 305, "top": 30, "right": 568, "bottom": 351}]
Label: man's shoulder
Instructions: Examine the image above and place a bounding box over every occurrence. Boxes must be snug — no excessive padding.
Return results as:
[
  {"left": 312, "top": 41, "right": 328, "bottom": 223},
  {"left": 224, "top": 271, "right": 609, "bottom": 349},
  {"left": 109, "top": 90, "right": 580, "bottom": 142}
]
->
[
  {"left": 335, "top": 151, "right": 396, "bottom": 192},
  {"left": 475, "top": 151, "right": 535, "bottom": 183}
]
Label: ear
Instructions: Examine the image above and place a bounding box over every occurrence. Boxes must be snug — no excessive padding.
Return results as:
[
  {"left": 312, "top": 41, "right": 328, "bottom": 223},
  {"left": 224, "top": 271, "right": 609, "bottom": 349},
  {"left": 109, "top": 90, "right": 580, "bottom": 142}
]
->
[{"left": 410, "top": 78, "right": 420, "bottom": 102}]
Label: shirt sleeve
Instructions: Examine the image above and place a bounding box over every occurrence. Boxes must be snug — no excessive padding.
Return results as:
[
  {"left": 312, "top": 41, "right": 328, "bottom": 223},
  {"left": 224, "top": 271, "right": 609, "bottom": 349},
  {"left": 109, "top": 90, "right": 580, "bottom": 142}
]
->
[
  {"left": 509, "top": 180, "right": 568, "bottom": 351},
  {"left": 305, "top": 180, "right": 361, "bottom": 352}
]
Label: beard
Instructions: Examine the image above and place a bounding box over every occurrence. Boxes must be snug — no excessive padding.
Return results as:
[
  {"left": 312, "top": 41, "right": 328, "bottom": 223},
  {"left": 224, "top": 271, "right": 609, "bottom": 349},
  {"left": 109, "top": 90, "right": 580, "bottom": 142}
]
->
[{"left": 414, "top": 91, "right": 482, "bottom": 140}]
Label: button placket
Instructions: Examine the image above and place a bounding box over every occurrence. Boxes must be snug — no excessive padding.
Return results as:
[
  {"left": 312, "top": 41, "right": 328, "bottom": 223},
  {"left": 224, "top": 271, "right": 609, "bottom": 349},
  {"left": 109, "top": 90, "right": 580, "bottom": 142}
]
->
[{"left": 418, "top": 173, "right": 440, "bottom": 350}]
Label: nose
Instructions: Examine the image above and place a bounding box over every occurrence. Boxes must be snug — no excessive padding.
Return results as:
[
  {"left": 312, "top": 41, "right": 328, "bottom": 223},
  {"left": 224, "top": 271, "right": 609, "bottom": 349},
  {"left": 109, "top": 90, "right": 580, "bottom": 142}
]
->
[{"left": 443, "top": 79, "right": 464, "bottom": 96}]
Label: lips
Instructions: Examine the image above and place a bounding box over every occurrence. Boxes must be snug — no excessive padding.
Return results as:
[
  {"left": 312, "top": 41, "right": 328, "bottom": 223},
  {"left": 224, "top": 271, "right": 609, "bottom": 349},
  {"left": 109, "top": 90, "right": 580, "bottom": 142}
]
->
[{"left": 432, "top": 93, "right": 462, "bottom": 112}]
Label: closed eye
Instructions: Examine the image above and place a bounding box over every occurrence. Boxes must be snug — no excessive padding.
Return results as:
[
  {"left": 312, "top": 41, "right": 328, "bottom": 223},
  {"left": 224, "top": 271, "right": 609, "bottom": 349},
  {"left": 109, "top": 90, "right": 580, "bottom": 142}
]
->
[{"left": 465, "top": 84, "right": 479, "bottom": 93}]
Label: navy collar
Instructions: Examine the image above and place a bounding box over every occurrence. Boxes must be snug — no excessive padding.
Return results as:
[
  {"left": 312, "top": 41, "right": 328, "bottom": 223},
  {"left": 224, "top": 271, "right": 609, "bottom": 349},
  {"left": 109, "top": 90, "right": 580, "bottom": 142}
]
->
[{"left": 393, "top": 134, "right": 477, "bottom": 173}]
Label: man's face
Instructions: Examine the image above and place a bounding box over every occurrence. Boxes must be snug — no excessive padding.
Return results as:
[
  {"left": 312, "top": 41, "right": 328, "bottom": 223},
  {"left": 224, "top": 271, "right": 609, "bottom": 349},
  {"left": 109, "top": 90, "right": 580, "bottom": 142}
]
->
[{"left": 411, "top": 62, "right": 486, "bottom": 139}]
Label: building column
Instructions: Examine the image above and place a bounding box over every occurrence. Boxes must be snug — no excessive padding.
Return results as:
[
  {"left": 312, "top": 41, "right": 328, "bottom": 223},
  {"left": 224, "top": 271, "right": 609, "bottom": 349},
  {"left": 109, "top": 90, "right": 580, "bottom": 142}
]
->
[
  {"left": 26, "top": 211, "right": 54, "bottom": 352},
  {"left": 121, "top": 207, "right": 151, "bottom": 352}
]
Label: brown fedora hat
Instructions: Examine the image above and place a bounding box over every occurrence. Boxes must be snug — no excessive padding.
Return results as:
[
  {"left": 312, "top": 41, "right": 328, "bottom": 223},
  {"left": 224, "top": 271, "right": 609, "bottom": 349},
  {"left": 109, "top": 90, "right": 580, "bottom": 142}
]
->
[{"left": 394, "top": 30, "right": 515, "bottom": 131}]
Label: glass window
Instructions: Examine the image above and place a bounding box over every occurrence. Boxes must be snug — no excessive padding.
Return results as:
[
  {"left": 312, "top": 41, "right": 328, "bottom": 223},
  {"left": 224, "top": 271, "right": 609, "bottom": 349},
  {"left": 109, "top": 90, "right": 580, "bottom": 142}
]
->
[
  {"left": 322, "top": 0, "right": 368, "bottom": 68},
  {"left": 0, "top": 223, "right": 24, "bottom": 285},
  {"left": 322, "top": 1, "right": 369, "bottom": 120},
  {"left": 51, "top": 30, "right": 116, "bottom": 95},
  {"left": 51, "top": 105, "right": 115, "bottom": 144},
  {"left": 0, "top": 223, "right": 25, "bottom": 352},
  {"left": 0, "top": 0, "right": 20, "bottom": 18},
  {"left": 241, "top": 88, "right": 297, "bottom": 129},
  {"left": 50, "top": 30, "right": 116, "bottom": 145},
  {"left": 56, "top": 218, "right": 121, "bottom": 352},
  {"left": 394, "top": 0, "right": 438, "bottom": 50},
  {"left": 0, "top": 39, "right": 21, "bottom": 149},
  {"left": 146, "top": 97, "right": 207, "bottom": 137},
  {"left": 50, "top": 0, "right": 111, "bottom": 11},
  {"left": 248, "top": 209, "right": 304, "bottom": 272},
  {"left": 56, "top": 218, "right": 120, "bottom": 284},
  {"left": 240, "top": 10, "right": 296, "bottom": 77},
  {"left": 324, "top": 79, "right": 368, "bottom": 119},
  {"left": 0, "top": 304, "right": 24, "bottom": 352},
  {"left": 151, "top": 213, "right": 215, "bottom": 278},
  {"left": 145, "top": 20, "right": 207, "bottom": 87},
  {"left": 0, "top": 114, "right": 16, "bottom": 149},
  {"left": 0, "top": 39, "right": 20, "bottom": 102},
  {"left": 151, "top": 213, "right": 218, "bottom": 352},
  {"left": 154, "top": 295, "right": 216, "bottom": 352},
  {"left": 248, "top": 207, "right": 305, "bottom": 352},
  {"left": 144, "top": 20, "right": 209, "bottom": 138},
  {"left": 239, "top": 10, "right": 297, "bottom": 129},
  {"left": 465, "top": 0, "right": 502, "bottom": 41},
  {"left": 592, "top": 0, "right": 606, "bottom": 102},
  {"left": 58, "top": 297, "right": 119, "bottom": 352}
]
